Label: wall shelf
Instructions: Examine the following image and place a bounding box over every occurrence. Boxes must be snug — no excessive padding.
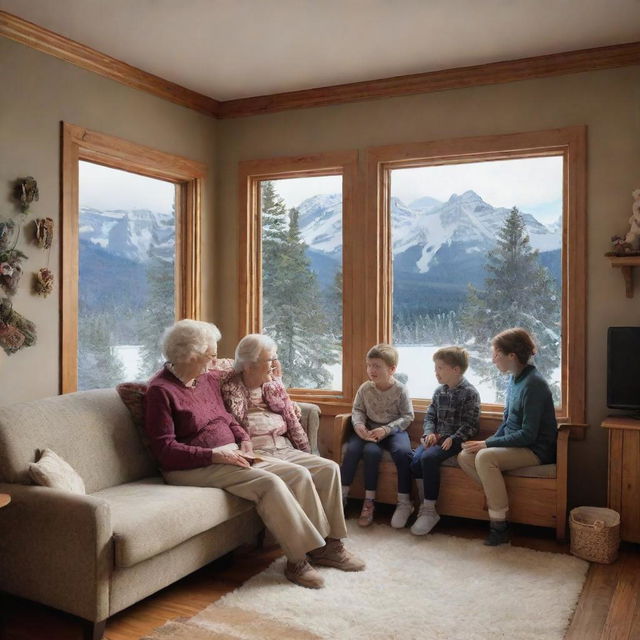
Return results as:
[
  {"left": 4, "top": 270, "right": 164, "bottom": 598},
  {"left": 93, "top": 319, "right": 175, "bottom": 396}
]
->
[{"left": 606, "top": 255, "right": 640, "bottom": 298}]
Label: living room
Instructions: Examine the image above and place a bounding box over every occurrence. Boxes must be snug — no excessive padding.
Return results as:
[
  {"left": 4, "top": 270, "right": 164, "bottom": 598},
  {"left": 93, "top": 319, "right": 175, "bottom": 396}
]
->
[{"left": 0, "top": 1, "right": 639, "bottom": 639}]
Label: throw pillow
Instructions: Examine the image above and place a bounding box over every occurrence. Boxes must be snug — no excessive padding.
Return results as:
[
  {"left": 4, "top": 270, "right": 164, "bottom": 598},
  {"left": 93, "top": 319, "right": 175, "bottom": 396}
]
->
[
  {"left": 28, "top": 449, "right": 86, "bottom": 494},
  {"left": 116, "top": 381, "right": 151, "bottom": 450}
]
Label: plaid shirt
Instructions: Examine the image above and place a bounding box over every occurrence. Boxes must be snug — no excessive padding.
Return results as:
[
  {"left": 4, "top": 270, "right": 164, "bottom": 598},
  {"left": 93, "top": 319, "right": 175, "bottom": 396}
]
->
[{"left": 423, "top": 377, "right": 480, "bottom": 442}]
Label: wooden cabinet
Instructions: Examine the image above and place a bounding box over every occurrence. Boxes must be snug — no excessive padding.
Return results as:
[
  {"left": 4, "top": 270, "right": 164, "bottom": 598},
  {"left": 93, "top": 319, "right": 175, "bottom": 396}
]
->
[{"left": 602, "top": 416, "right": 640, "bottom": 542}]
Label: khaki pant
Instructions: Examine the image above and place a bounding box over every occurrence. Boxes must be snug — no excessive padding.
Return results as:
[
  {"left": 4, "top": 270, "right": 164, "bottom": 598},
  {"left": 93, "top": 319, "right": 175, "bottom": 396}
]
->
[
  {"left": 163, "top": 455, "right": 329, "bottom": 562},
  {"left": 256, "top": 447, "right": 348, "bottom": 540},
  {"left": 457, "top": 447, "right": 540, "bottom": 520}
]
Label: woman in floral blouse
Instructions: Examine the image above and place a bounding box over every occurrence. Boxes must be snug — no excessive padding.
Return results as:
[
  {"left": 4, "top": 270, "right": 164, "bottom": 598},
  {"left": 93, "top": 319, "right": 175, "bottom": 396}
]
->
[{"left": 221, "top": 333, "right": 364, "bottom": 574}]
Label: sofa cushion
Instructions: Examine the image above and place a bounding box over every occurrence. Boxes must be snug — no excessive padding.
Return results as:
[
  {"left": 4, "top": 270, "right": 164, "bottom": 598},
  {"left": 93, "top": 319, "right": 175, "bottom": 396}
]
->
[
  {"left": 0, "top": 389, "right": 157, "bottom": 492},
  {"left": 28, "top": 448, "right": 86, "bottom": 494},
  {"left": 92, "top": 478, "right": 256, "bottom": 568}
]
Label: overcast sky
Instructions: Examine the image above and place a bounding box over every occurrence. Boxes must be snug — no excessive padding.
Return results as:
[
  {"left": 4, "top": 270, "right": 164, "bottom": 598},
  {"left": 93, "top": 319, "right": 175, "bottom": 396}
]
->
[
  {"left": 80, "top": 155, "right": 563, "bottom": 224},
  {"left": 272, "top": 155, "right": 563, "bottom": 224},
  {"left": 79, "top": 161, "right": 175, "bottom": 214}
]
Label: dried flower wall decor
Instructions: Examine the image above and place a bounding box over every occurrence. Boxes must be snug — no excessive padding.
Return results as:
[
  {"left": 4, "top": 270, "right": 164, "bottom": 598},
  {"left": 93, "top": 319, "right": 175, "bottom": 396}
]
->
[
  {"left": 0, "top": 297, "right": 36, "bottom": 355},
  {"left": 13, "top": 176, "right": 39, "bottom": 213},
  {"left": 34, "top": 217, "right": 54, "bottom": 249},
  {"left": 33, "top": 267, "right": 54, "bottom": 297},
  {"left": 0, "top": 175, "right": 42, "bottom": 354}
]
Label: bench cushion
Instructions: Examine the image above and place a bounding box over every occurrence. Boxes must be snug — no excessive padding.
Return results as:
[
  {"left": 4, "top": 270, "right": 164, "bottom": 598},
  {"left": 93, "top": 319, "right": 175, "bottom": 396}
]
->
[
  {"left": 440, "top": 456, "right": 557, "bottom": 478},
  {"left": 342, "top": 443, "right": 556, "bottom": 479},
  {"left": 92, "top": 478, "right": 255, "bottom": 567}
]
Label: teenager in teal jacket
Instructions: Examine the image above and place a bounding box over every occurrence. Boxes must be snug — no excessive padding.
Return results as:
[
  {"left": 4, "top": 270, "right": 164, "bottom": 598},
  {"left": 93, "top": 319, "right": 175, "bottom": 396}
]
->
[{"left": 458, "top": 328, "right": 557, "bottom": 545}]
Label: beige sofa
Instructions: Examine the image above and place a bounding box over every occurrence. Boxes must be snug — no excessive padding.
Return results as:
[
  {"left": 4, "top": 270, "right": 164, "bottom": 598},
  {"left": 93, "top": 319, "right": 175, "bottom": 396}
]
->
[{"left": 0, "top": 389, "right": 320, "bottom": 640}]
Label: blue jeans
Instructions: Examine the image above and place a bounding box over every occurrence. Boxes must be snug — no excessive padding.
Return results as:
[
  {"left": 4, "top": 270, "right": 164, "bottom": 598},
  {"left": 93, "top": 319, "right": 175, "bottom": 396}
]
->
[
  {"left": 410, "top": 439, "right": 462, "bottom": 500},
  {"left": 340, "top": 430, "right": 412, "bottom": 494}
]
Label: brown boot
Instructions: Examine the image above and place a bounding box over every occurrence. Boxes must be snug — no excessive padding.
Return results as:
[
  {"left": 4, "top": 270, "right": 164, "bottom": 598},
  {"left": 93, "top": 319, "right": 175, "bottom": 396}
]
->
[
  {"left": 309, "top": 538, "right": 366, "bottom": 571},
  {"left": 284, "top": 559, "right": 325, "bottom": 589}
]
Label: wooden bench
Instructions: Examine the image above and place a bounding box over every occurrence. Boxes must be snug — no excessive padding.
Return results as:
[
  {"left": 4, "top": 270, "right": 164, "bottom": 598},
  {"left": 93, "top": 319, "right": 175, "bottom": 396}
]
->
[{"left": 333, "top": 415, "right": 584, "bottom": 540}]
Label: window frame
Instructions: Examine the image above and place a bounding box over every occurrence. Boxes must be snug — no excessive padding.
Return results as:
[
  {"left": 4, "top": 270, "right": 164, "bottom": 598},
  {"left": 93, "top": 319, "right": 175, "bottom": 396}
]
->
[
  {"left": 366, "top": 126, "right": 587, "bottom": 424},
  {"left": 60, "top": 122, "right": 205, "bottom": 393},
  {"left": 238, "top": 151, "right": 359, "bottom": 403}
]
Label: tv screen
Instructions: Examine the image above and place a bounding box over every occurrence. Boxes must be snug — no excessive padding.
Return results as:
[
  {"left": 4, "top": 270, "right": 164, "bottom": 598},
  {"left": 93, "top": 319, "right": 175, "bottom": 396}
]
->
[{"left": 607, "top": 327, "right": 640, "bottom": 410}]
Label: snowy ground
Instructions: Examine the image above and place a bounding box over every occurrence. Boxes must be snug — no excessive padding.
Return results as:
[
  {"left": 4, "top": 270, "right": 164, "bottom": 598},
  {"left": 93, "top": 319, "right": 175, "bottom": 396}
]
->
[{"left": 114, "top": 343, "right": 559, "bottom": 406}]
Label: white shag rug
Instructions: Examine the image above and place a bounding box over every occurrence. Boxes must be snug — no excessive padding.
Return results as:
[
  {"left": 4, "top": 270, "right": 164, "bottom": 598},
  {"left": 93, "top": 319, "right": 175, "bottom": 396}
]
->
[{"left": 142, "top": 523, "right": 588, "bottom": 640}]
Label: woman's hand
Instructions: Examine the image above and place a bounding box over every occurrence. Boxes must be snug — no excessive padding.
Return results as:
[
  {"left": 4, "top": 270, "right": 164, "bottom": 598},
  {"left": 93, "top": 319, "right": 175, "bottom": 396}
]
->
[
  {"left": 240, "top": 440, "right": 254, "bottom": 456},
  {"left": 422, "top": 433, "right": 438, "bottom": 448},
  {"left": 461, "top": 440, "right": 486, "bottom": 454},
  {"left": 271, "top": 358, "right": 282, "bottom": 378},
  {"left": 211, "top": 449, "right": 251, "bottom": 467},
  {"left": 369, "top": 427, "right": 387, "bottom": 442}
]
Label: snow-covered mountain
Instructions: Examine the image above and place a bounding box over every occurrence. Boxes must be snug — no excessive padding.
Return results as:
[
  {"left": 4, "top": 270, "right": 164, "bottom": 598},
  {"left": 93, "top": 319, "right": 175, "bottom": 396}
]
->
[
  {"left": 298, "top": 190, "right": 561, "bottom": 275},
  {"left": 79, "top": 207, "right": 174, "bottom": 264}
]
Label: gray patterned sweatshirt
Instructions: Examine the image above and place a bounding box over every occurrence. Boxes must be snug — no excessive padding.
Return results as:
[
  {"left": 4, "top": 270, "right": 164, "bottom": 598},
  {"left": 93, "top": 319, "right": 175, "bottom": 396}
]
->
[{"left": 352, "top": 379, "right": 414, "bottom": 436}]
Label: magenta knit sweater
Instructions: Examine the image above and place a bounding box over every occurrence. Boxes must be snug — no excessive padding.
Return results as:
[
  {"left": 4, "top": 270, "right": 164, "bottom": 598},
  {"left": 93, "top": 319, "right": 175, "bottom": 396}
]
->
[{"left": 144, "top": 367, "right": 250, "bottom": 471}]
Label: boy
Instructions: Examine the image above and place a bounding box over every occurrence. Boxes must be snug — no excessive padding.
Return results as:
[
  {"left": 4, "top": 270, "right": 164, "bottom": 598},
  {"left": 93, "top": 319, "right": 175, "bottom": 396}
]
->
[
  {"left": 340, "top": 344, "right": 415, "bottom": 528},
  {"left": 410, "top": 346, "right": 480, "bottom": 535}
]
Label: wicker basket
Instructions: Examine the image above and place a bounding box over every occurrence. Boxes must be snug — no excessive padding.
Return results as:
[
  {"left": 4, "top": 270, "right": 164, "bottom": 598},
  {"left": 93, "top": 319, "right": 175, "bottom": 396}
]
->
[{"left": 569, "top": 506, "right": 620, "bottom": 564}]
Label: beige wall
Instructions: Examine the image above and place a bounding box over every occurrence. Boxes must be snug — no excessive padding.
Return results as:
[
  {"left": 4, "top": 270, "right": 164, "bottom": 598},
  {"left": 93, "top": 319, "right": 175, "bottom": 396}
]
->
[
  {"left": 0, "top": 38, "right": 217, "bottom": 405},
  {"left": 2, "top": 32, "right": 639, "bottom": 507},
  {"left": 215, "top": 66, "right": 640, "bottom": 507}
]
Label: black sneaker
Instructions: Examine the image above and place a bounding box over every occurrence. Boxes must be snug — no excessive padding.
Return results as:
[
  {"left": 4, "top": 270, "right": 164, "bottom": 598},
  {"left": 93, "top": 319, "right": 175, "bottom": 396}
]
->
[{"left": 484, "top": 522, "right": 510, "bottom": 546}]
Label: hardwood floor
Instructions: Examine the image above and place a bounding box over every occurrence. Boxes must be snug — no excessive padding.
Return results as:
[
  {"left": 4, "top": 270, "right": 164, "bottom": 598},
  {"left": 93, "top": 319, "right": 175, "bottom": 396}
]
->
[{"left": 1, "top": 506, "right": 638, "bottom": 640}]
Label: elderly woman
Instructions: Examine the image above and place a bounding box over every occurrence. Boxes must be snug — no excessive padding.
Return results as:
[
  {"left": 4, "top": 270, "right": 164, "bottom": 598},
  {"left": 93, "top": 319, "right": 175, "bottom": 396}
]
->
[
  {"left": 220, "top": 334, "right": 362, "bottom": 573},
  {"left": 144, "top": 319, "right": 362, "bottom": 589},
  {"left": 457, "top": 328, "right": 557, "bottom": 546}
]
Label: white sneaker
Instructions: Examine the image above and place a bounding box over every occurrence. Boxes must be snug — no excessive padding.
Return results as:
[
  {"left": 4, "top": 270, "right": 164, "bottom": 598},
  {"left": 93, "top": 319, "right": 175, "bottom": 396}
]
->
[
  {"left": 410, "top": 504, "right": 440, "bottom": 535},
  {"left": 391, "top": 502, "right": 414, "bottom": 528}
]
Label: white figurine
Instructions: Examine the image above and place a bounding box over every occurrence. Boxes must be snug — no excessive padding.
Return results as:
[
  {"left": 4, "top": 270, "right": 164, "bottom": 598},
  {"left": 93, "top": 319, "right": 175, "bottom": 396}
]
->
[{"left": 624, "top": 188, "right": 640, "bottom": 250}]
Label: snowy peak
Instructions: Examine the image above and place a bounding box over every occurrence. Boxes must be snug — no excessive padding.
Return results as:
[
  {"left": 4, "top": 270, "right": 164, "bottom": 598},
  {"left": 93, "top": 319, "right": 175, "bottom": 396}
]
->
[
  {"left": 295, "top": 190, "right": 561, "bottom": 275},
  {"left": 79, "top": 207, "right": 174, "bottom": 263}
]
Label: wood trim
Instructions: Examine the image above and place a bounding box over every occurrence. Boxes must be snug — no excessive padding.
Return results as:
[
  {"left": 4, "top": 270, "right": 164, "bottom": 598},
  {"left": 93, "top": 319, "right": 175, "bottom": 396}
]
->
[
  {"left": 217, "top": 42, "right": 640, "bottom": 118},
  {"left": 60, "top": 122, "right": 205, "bottom": 394},
  {"left": 0, "top": 10, "right": 220, "bottom": 117},
  {"left": 60, "top": 124, "right": 80, "bottom": 394},
  {"left": 238, "top": 151, "right": 359, "bottom": 400},
  {"left": 2, "top": 11, "right": 639, "bottom": 120},
  {"left": 366, "top": 126, "right": 587, "bottom": 424}
]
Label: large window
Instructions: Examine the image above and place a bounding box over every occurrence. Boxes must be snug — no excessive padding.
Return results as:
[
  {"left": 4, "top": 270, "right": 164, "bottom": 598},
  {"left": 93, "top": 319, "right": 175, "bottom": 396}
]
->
[
  {"left": 240, "top": 128, "right": 586, "bottom": 424},
  {"left": 389, "top": 157, "right": 563, "bottom": 404},
  {"left": 260, "top": 176, "right": 343, "bottom": 391},
  {"left": 77, "top": 162, "right": 177, "bottom": 389},
  {"left": 62, "top": 123, "right": 204, "bottom": 393},
  {"left": 239, "top": 151, "right": 357, "bottom": 399}
]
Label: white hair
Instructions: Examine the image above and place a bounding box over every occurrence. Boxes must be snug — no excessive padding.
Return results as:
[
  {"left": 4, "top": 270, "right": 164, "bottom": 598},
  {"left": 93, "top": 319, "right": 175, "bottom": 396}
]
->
[
  {"left": 162, "top": 319, "right": 221, "bottom": 364},
  {"left": 234, "top": 333, "right": 277, "bottom": 372}
]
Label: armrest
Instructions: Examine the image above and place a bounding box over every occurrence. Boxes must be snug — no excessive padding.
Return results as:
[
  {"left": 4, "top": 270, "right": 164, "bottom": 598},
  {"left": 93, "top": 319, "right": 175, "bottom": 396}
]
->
[
  {"left": 332, "top": 414, "right": 352, "bottom": 464},
  {"left": 297, "top": 402, "right": 321, "bottom": 454},
  {"left": 0, "top": 482, "right": 113, "bottom": 622},
  {"left": 559, "top": 422, "right": 589, "bottom": 440}
]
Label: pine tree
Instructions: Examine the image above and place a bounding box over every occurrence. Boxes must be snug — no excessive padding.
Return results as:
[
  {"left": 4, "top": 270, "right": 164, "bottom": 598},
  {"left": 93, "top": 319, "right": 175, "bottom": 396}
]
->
[
  {"left": 460, "top": 207, "right": 560, "bottom": 401},
  {"left": 78, "top": 312, "right": 126, "bottom": 390},
  {"left": 261, "top": 182, "right": 339, "bottom": 388},
  {"left": 137, "top": 214, "right": 176, "bottom": 379}
]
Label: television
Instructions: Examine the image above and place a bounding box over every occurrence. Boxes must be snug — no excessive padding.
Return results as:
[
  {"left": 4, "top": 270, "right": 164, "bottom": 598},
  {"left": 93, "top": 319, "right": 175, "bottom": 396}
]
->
[{"left": 607, "top": 327, "right": 640, "bottom": 412}]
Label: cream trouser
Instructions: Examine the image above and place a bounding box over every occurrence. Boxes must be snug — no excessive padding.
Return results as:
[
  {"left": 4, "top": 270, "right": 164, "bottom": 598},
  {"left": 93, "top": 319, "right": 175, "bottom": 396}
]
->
[
  {"left": 457, "top": 447, "right": 540, "bottom": 520},
  {"left": 255, "top": 446, "right": 348, "bottom": 540},
  {"left": 163, "top": 454, "right": 332, "bottom": 562}
]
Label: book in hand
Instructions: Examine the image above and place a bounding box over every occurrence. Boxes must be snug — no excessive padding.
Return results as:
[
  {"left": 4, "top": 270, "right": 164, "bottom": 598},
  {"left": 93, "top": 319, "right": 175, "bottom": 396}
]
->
[{"left": 239, "top": 452, "right": 265, "bottom": 465}]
